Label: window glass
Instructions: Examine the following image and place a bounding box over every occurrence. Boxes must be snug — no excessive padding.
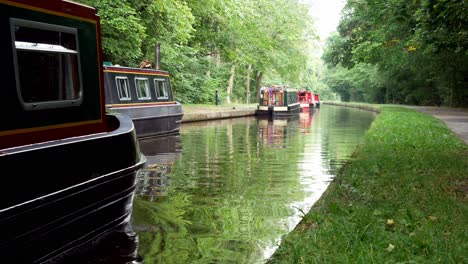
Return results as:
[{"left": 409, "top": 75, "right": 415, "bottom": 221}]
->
[
  {"left": 11, "top": 18, "right": 82, "bottom": 110},
  {"left": 115, "top": 77, "right": 131, "bottom": 100},
  {"left": 154, "top": 79, "right": 169, "bottom": 99},
  {"left": 135, "top": 78, "right": 151, "bottom": 100}
]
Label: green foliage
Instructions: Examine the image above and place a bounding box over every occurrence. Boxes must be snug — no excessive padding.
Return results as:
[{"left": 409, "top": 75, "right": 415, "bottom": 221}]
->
[
  {"left": 322, "top": 0, "right": 468, "bottom": 107},
  {"left": 76, "top": 0, "right": 325, "bottom": 104},
  {"left": 76, "top": 0, "right": 146, "bottom": 65}
]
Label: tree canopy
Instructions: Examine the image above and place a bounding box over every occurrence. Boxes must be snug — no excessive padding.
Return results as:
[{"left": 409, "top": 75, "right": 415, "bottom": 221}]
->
[
  {"left": 76, "top": 0, "right": 325, "bottom": 104},
  {"left": 322, "top": 0, "right": 468, "bottom": 107}
]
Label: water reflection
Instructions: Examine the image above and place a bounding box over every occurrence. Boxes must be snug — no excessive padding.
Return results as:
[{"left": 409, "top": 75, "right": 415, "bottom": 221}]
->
[
  {"left": 257, "top": 116, "right": 299, "bottom": 147},
  {"left": 132, "top": 105, "right": 375, "bottom": 263},
  {"left": 136, "top": 136, "right": 182, "bottom": 200},
  {"left": 47, "top": 223, "right": 142, "bottom": 264}
]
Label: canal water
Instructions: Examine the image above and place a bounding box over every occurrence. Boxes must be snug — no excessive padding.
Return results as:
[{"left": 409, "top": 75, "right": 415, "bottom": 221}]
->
[{"left": 132, "top": 104, "right": 375, "bottom": 263}]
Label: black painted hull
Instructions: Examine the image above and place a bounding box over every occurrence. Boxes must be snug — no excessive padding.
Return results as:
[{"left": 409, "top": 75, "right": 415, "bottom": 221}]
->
[
  {"left": 0, "top": 114, "right": 146, "bottom": 263},
  {"left": 109, "top": 102, "right": 184, "bottom": 138}
]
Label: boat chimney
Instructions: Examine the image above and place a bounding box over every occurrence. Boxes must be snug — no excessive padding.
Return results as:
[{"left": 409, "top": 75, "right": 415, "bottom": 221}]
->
[{"left": 155, "top": 43, "right": 161, "bottom": 70}]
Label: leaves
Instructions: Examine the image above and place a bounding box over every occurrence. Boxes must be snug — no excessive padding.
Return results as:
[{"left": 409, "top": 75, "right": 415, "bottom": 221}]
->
[
  {"left": 75, "top": 0, "right": 323, "bottom": 104},
  {"left": 322, "top": 0, "right": 468, "bottom": 107}
]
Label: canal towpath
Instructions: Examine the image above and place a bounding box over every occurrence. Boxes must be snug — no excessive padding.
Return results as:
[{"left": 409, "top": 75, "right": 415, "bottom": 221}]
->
[
  {"left": 401, "top": 105, "right": 468, "bottom": 144},
  {"left": 181, "top": 104, "right": 257, "bottom": 123}
]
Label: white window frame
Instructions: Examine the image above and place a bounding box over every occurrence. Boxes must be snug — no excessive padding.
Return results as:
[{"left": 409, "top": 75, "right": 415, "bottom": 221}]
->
[
  {"left": 115, "top": 76, "right": 131, "bottom": 101},
  {"left": 135, "top": 77, "right": 151, "bottom": 100},
  {"left": 154, "top": 78, "right": 169, "bottom": 99},
  {"left": 10, "top": 18, "right": 83, "bottom": 110}
]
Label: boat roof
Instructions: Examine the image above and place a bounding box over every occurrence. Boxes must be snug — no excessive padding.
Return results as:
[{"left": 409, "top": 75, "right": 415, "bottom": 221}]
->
[
  {"left": 104, "top": 65, "right": 169, "bottom": 75},
  {"left": 268, "top": 87, "right": 297, "bottom": 92}
]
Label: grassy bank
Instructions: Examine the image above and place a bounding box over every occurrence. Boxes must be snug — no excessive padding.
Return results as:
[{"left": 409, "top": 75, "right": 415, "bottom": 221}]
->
[{"left": 267, "top": 104, "right": 468, "bottom": 263}]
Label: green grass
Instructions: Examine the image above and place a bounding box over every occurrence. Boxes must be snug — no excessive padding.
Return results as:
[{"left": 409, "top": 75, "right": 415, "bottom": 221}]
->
[{"left": 267, "top": 104, "right": 468, "bottom": 263}]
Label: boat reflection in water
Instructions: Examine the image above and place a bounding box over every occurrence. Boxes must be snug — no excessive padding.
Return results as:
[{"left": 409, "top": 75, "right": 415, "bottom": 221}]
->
[
  {"left": 135, "top": 136, "right": 182, "bottom": 200},
  {"left": 130, "top": 136, "right": 182, "bottom": 263},
  {"left": 299, "top": 109, "right": 318, "bottom": 133},
  {"left": 257, "top": 115, "right": 300, "bottom": 147},
  {"left": 51, "top": 223, "right": 142, "bottom": 264}
]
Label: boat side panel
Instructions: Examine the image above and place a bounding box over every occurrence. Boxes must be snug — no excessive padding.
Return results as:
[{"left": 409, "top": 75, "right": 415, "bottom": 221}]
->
[
  {"left": 111, "top": 103, "right": 183, "bottom": 138},
  {"left": 103, "top": 70, "right": 174, "bottom": 105},
  {"left": 0, "top": 116, "right": 140, "bottom": 210},
  {"left": 0, "top": 2, "right": 106, "bottom": 148}
]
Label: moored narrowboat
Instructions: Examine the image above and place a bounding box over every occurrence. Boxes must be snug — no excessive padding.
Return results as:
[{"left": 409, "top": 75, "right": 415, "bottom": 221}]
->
[
  {"left": 0, "top": 0, "right": 145, "bottom": 262},
  {"left": 256, "top": 86, "right": 300, "bottom": 117},
  {"left": 298, "top": 90, "right": 315, "bottom": 112},
  {"left": 314, "top": 93, "right": 321, "bottom": 108},
  {"left": 103, "top": 65, "right": 183, "bottom": 139}
]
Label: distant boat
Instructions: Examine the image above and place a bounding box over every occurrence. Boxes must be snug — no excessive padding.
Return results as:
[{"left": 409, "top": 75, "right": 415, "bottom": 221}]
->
[
  {"left": 298, "top": 90, "right": 315, "bottom": 112},
  {"left": 0, "top": 0, "right": 145, "bottom": 262},
  {"left": 314, "top": 93, "right": 321, "bottom": 108},
  {"left": 256, "top": 86, "right": 301, "bottom": 116},
  {"left": 103, "top": 64, "right": 183, "bottom": 139}
]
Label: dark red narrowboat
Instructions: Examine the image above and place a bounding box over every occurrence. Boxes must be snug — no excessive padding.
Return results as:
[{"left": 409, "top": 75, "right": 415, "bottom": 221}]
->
[
  {"left": 298, "top": 90, "right": 314, "bottom": 112},
  {"left": 0, "top": 0, "right": 145, "bottom": 262},
  {"left": 314, "top": 93, "right": 321, "bottom": 108}
]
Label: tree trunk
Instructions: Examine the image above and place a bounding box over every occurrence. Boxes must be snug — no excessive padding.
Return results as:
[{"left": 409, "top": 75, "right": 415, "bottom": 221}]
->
[
  {"left": 245, "top": 64, "right": 252, "bottom": 104},
  {"left": 255, "top": 71, "right": 263, "bottom": 101},
  {"left": 226, "top": 65, "right": 235, "bottom": 104}
]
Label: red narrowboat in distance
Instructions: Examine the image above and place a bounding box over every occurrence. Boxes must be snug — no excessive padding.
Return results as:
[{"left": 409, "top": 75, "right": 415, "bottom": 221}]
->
[
  {"left": 314, "top": 93, "right": 321, "bottom": 108},
  {"left": 298, "top": 90, "right": 320, "bottom": 111},
  {"left": 0, "top": 0, "right": 145, "bottom": 262},
  {"left": 298, "top": 90, "right": 314, "bottom": 112}
]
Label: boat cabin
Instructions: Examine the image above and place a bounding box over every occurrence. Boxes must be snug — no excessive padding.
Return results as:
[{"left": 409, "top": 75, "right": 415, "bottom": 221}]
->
[
  {"left": 0, "top": 0, "right": 108, "bottom": 149},
  {"left": 103, "top": 65, "right": 183, "bottom": 138},
  {"left": 104, "top": 66, "right": 174, "bottom": 106},
  {"left": 256, "top": 86, "right": 300, "bottom": 116},
  {"left": 298, "top": 90, "right": 316, "bottom": 111}
]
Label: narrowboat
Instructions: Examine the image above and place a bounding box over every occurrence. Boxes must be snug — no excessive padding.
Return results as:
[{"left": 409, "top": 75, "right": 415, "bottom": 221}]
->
[
  {"left": 298, "top": 90, "right": 315, "bottom": 112},
  {"left": 256, "top": 86, "right": 300, "bottom": 117},
  {"left": 314, "top": 93, "right": 321, "bottom": 108},
  {"left": 0, "top": 0, "right": 145, "bottom": 262},
  {"left": 103, "top": 65, "right": 184, "bottom": 139}
]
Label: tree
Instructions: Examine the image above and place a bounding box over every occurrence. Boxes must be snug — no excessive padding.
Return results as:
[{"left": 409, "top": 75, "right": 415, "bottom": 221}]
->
[{"left": 322, "top": 0, "right": 468, "bottom": 106}]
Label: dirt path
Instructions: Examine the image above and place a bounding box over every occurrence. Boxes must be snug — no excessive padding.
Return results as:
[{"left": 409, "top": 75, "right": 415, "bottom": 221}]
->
[{"left": 402, "top": 106, "right": 468, "bottom": 144}]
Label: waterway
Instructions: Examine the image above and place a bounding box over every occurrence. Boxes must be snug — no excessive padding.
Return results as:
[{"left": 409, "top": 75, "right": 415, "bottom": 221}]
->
[{"left": 131, "top": 104, "right": 376, "bottom": 263}]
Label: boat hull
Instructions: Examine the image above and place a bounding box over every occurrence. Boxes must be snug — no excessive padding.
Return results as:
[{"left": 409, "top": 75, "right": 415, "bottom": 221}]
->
[
  {"left": 108, "top": 102, "right": 183, "bottom": 138},
  {"left": 0, "top": 114, "right": 146, "bottom": 263},
  {"left": 256, "top": 103, "right": 301, "bottom": 117},
  {"left": 300, "top": 103, "right": 316, "bottom": 112}
]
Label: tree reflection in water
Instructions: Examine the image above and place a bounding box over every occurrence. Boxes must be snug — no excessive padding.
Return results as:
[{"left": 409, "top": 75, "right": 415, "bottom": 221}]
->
[{"left": 132, "top": 105, "right": 375, "bottom": 263}]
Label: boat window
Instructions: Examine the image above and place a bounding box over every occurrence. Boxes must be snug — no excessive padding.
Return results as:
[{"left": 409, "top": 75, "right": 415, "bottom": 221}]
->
[
  {"left": 115, "top": 77, "right": 131, "bottom": 100},
  {"left": 154, "top": 79, "right": 169, "bottom": 99},
  {"left": 135, "top": 78, "right": 151, "bottom": 100},
  {"left": 10, "top": 18, "right": 82, "bottom": 110}
]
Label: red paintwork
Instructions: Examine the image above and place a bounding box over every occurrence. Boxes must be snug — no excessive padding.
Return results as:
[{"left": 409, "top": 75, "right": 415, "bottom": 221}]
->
[
  {"left": 1, "top": 0, "right": 98, "bottom": 21},
  {"left": 298, "top": 90, "right": 313, "bottom": 104},
  {"left": 314, "top": 94, "right": 320, "bottom": 102},
  {"left": 0, "top": 124, "right": 114, "bottom": 150}
]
